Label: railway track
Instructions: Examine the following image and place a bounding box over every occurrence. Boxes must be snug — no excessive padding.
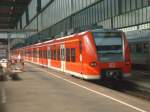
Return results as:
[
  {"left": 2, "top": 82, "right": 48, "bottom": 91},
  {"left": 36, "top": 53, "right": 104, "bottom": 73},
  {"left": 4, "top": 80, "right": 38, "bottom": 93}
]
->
[
  {"left": 89, "top": 79, "right": 150, "bottom": 101},
  {"left": 52, "top": 69, "right": 150, "bottom": 101}
]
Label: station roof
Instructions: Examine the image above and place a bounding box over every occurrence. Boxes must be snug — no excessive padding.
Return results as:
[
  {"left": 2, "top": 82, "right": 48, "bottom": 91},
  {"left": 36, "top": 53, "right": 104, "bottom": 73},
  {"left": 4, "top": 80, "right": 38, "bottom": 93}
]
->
[{"left": 0, "top": 0, "right": 31, "bottom": 29}]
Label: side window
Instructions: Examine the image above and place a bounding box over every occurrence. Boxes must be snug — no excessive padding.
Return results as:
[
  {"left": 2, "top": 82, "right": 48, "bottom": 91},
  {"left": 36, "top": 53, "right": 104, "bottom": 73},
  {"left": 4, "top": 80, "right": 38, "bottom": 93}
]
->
[
  {"left": 71, "top": 48, "right": 76, "bottom": 62},
  {"left": 30, "top": 50, "right": 31, "bottom": 57},
  {"left": 66, "top": 48, "right": 70, "bottom": 61},
  {"left": 44, "top": 50, "right": 47, "bottom": 59},
  {"left": 29, "top": 50, "right": 30, "bottom": 57},
  {"left": 57, "top": 49, "right": 60, "bottom": 60},
  {"left": 36, "top": 50, "right": 37, "bottom": 58},
  {"left": 32, "top": 50, "right": 34, "bottom": 57},
  {"left": 46, "top": 50, "right": 47, "bottom": 59},
  {"left": 34, "top": 50, "right": 36, "bottom": 58},
  {"left": 39, "top": 50, "right": 41, "bottom": 58},
  {"left": 51, "top": 50, "right": 53, "bottom": 60},
  {"left": 41, "top": 50, "right": 43, "bottom": 58},
  {"left": 79, "top": 41, "right": 82, "bottom": 54},
  {"left": 43, "top": 50, "right": 45, "bottom": 58},
  {"left": 54, "top": 50, "right": 57, "bottom": 60},
  {"left": 37, "top": 49, "right": 39, "bottom": 58}
]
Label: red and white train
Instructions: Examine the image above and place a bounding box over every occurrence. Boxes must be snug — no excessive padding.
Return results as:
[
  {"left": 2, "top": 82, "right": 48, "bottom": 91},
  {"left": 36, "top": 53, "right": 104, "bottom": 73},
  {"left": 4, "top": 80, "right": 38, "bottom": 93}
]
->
[{"left": 11, "top": 29, "right": 131, "bottom": 80}]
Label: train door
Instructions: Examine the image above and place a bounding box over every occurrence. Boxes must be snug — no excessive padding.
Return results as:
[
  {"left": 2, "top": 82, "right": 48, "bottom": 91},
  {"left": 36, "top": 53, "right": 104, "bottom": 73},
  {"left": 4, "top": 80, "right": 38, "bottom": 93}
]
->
[
  {"left": 61, "top": 44, "right": 65, "bottom": 71},
  {"left": 47, "top": 47, "right": 51, "bottom": 67},
  {"left": 37, "top": 48, "right": 39, "bottom": 64}
]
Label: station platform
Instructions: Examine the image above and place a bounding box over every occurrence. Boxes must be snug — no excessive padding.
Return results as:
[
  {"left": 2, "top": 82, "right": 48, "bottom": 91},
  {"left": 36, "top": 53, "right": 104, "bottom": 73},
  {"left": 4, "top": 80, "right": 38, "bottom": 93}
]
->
[{"left": 0, "top": 63, "right": 150, "bottom": 112}]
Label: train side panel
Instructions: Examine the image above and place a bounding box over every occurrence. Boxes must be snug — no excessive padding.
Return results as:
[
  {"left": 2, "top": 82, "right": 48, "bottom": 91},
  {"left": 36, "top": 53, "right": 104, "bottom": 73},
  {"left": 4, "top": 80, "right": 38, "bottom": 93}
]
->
[
  {"left": 50, "top": 44, "right": 61, "bottom": 68},
  {"left": 33, "top": 48, "right": 38, "bottom": 63},
  {"left": 64, "top": 37, "right": 83, "bottom": 77}
]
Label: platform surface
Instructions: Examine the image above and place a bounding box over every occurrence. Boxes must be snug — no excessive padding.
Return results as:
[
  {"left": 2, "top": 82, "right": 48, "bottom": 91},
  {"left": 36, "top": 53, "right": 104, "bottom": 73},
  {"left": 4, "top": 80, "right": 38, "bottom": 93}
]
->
[{"left": 0, "top": 63, "right": 149, "bottom": 112}]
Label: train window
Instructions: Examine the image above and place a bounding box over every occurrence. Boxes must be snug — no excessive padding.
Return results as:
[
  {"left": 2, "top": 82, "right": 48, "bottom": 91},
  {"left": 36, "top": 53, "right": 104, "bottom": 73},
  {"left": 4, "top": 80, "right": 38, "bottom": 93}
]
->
[
  {"left": 79, "top": 41, "right": 82, "bottom": 54},
  {"left": 51, "top": 50, "right": 53, "bottom": 60},
  {"left": 57, "top": 49, "right": 60, "bottom": 60},
  {"left": 42, "top": 51, "right": 44, "bottom": 58},
  {"left": 71, "top": 48, "right": 76, "bottom": 62},
  {"left": 33, "top": 50, "right": 37, "bottom": 58},
  {"left": 37, "top": 49, "right": 39, "bottom": 58},
  {"left": 54, "top": 50, "right": 57, "bottom": 60},
  {"left": 41, "top": 50, "right": 44, "bottom": 58},
  {"left": 33, "top": 50, "right": 35, "bottom": 58},
  {"left": 28, "top": 51, "right": 30, "bottom": 57},
  {"left": 44, "top": 50, "right": 47, "bottom": 59},
  {"left": 41, "top": 50, "right": 42, "bottom": 58},
  {"left": 30, "top": 51, "right": 32, "bottom": 57},
  {"left": 66, "top": 48, "right": 70, "bottom": 62},
  {"left": 33, "top": 50, "right": 36, "bottom": 58},
  {"left": 33, "top": 50, "right": 34, "bottom": 58},
  {"left": 41, "top": 50, "right": 43, "bottom": 58},
  {"left": 93, "top": 32, "right": 123, "bottom": 62},
  {"left": 39, "top": 50, "right": 41, "bottom": 58},
  {"left": 43, "top": 51, "right": 44, "bottom": 58},
  {"left": 42, "top": 50, "right": 45, "bottom": 58},
  {"left": 93, "top": 32, "right": 122, "bottom": 46},
  {"left": 46, "top": 50, "right": 47, "bottom": 59},
  {"left": 36, "top": 49, "right": 39, "bottom": 58}
]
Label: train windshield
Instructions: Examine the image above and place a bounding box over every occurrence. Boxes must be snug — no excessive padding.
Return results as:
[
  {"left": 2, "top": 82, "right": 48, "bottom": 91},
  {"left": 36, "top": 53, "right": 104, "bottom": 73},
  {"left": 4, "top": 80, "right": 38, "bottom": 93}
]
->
[{"left": 93, "top": 32, "right": 123, "bottom": 62}]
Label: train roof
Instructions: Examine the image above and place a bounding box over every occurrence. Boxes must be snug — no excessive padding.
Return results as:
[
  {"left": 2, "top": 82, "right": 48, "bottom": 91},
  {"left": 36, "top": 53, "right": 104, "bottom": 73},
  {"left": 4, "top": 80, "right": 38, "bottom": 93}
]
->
[{"left": 13, "top": 29, "right": 124, "bottom": 50}]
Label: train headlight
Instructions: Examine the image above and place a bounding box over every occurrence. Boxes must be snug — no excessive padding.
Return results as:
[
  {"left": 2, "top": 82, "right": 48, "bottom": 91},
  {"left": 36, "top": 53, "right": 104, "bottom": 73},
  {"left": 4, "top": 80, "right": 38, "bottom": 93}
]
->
[{"left": 89, "top": 61, "right": 97, "bottom": 67}]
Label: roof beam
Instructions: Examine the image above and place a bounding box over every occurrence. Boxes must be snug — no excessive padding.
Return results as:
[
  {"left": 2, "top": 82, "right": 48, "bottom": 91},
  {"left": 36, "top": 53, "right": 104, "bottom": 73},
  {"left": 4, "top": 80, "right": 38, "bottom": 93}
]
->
[
  {"left": 0, "top": 25, "right": 11, "bottom": 29},
  {"left": 0, "top": 13, "right": 19, "bottom": 18},
  {"left": 0, "top": 1, "right": 28, "bottom": 7},
  {"left": 0, "top": 9, "right": 23, "bottom": 14},
  {"left": 0, "top": 0, "right": 31, "bottom": 29},
  {"left": 0, "top": 29, "right": 37, "bottom": 33},
  {"left": 0, "top": 17, "right": 17, "bottom": 21}
]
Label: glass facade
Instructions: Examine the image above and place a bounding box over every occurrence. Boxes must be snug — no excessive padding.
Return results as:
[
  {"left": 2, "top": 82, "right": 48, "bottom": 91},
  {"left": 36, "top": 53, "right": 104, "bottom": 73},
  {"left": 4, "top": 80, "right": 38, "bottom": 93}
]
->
[{"left": 18, "top": 0, "right": 150, "bottom": 42}]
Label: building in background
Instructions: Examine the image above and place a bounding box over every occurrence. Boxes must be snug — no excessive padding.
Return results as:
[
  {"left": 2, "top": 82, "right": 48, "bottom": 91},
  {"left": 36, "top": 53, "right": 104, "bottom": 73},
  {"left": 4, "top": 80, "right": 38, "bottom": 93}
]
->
[{"left": 12, "top": 0, "right": 150, "bottom": 46}]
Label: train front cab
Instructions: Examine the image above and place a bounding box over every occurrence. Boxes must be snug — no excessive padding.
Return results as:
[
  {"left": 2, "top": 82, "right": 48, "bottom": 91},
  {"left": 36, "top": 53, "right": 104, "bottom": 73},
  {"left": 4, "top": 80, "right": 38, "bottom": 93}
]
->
[{"left": 82, "top": 30, "right": 131, "bottom": 80}]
